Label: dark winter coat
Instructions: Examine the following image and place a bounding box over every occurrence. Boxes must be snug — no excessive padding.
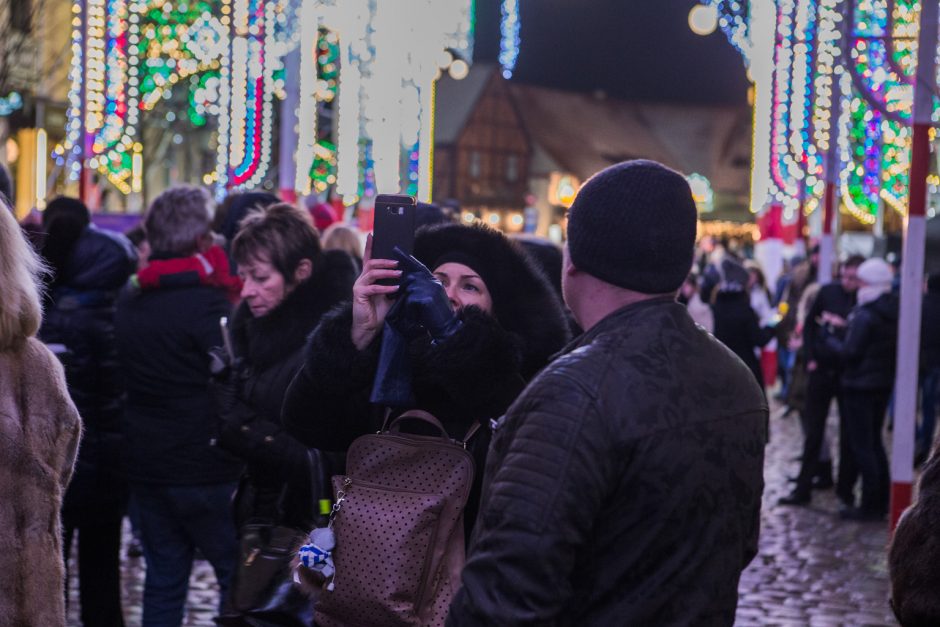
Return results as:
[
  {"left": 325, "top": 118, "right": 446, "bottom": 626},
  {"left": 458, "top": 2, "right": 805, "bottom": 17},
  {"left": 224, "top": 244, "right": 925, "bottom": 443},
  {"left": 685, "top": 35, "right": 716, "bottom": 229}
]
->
[
  {"left": 283, "top": 222, "right": 571, "bottom": 537},
  {"left": 221, "top": 250, "right": 357, "bottom": 528},
  {"left": 447, "top": 298, "right": 768, "bottom": 627},
  {"left": 921, "top": 289, "right": 940, "bottom": 372},
  {"left": 114, "top": 255, "right": 243, "bottom": 486},
  {"left": 802, "top": 282, "right": 856, "bottom": 370},
  {"left": 826, "top": 293, "right": 900, "bottom": 391},
  {"left": 711, "top": 290, "right": 774, "bottom": 387},
  {"left": 284, "top": 305, "right": 532, "bottom": 536},
  {"left": 39, "top": 226, "right": 136, "bottom": 518}
]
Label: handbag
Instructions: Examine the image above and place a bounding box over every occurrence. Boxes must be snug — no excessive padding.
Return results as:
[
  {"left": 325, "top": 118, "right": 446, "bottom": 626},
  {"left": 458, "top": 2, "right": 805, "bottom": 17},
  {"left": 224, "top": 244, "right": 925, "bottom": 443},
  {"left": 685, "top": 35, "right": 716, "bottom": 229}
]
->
[
  {"left": 315, "top": 411, "right": 478, "bottom": 627},
  {"left": 218, "top": 450, "right": 328, "bottom": 627}
]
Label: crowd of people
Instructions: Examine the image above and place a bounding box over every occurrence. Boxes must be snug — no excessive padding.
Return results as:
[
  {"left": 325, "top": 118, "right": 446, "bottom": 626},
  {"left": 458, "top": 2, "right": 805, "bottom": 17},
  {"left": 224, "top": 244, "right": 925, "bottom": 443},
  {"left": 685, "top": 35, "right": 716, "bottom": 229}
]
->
[{"left": 0, "top": 157, "right": 937, "bottom": 626}]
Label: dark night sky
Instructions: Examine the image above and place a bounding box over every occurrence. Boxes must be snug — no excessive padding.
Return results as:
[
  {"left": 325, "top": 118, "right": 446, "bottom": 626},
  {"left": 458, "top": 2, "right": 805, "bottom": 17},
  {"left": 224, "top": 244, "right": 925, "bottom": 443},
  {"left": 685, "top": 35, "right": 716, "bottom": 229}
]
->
[{"left": 474, "top": 0, "right": 751, "bottom": 106}]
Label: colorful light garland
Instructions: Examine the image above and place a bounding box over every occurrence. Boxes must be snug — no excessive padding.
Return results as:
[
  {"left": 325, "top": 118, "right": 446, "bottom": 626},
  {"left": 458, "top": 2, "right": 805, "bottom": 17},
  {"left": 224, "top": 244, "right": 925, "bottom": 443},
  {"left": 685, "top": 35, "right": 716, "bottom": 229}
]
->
[
  {"left": 66, "top": 0, "right": 476, "bottom": 203},
  {"left": 718, "top": 0, "right": 940, "bottom": 226}
]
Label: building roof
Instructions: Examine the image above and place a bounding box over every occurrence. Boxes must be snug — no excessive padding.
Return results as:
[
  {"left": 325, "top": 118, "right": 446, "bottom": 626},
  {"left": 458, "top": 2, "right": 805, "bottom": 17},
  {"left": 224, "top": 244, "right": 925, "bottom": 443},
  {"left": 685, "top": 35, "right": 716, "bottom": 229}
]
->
[
  {"left": 434, "top": 64, "right": 497, "bottom": 144},
  {"left": 434, "top": 64, "right": 753, "bottom": 213},
  {"left": 507, "top": 83, "right": 751, "bottom": 198}
]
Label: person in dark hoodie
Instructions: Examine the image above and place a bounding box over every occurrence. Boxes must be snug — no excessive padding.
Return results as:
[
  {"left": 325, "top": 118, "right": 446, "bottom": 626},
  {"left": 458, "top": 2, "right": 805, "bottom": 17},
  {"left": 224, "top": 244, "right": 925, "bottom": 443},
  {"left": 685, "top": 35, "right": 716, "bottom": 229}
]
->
[
  {"left": 210, "top": 203, "right": 357, "bottom": 624},
  {"left": 710, "top": 256, "right": 775, "bottom": 388},
  {"left": 917, "top": 273, "right": 940, "bottom": 465},
  {"left": 282, "top": 221, "right": 571, "bottom": 542},
  {"left": 115, "top": 185, "right": 243, "bottom": 626},
  {"left": 824, "top": 257, "right": 899, "bottom": 521},
  {"left": 38, "top": 196, "right": 137, "bottom": 627}
]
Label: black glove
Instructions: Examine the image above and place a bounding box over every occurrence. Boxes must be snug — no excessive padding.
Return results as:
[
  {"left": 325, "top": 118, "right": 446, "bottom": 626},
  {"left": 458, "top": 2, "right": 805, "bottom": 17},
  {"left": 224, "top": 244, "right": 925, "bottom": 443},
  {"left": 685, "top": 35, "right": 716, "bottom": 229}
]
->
[{"left": 393, "top": 247, "right": 463, "bottom": 343}]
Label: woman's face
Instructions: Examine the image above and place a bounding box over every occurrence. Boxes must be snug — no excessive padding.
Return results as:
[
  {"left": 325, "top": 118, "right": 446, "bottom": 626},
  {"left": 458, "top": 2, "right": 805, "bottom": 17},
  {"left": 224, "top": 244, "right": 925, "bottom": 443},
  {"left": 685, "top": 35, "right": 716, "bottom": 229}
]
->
[
  {"left": 239, "top": 256, "right": 288, "bottom": 317},
  {"left": 433, "top": 262, "right": 493, "bottom": 314}
]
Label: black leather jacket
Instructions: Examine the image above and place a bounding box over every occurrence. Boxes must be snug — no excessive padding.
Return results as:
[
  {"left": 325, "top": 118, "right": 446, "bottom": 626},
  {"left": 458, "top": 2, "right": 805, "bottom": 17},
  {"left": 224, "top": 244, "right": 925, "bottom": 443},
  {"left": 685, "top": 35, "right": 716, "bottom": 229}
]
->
[{"left": 448, "top": 298, "right": 768, "bottom": 627}]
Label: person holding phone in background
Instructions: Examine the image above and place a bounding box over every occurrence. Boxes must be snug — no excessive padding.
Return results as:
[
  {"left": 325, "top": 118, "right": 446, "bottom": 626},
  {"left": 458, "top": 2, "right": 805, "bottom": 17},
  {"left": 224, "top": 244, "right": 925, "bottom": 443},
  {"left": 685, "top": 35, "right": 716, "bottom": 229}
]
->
[
  {"left": 208, "top": 203, "right": 357, "bottom": 623},
  {"left": 282, "top": 219, "right": 570, "bottom": 540}
]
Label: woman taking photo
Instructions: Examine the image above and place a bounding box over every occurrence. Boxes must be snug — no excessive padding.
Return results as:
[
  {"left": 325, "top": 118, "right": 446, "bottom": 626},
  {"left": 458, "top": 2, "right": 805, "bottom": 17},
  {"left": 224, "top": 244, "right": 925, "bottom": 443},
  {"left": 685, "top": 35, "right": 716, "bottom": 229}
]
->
[
  {"left": 212, "top": 203, "right": 357, "bottom": 625},
  {"left": 283, "top": 221, "right": 570, "bottom": 534}
]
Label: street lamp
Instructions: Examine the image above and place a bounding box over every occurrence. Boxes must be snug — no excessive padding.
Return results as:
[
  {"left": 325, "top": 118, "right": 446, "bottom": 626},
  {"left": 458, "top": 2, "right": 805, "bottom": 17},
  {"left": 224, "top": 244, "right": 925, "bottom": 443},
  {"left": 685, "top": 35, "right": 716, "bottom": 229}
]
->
[{"left": 688, "top": 3, "right": 717, "bottom": 36}]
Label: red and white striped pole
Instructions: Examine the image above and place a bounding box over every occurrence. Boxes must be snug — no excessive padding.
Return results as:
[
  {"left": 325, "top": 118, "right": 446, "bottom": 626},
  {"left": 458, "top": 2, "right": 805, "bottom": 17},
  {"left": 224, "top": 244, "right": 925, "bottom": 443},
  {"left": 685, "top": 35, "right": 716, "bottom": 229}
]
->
[{"left": 889, "top": 0, "right": 935, "bottom": 530}]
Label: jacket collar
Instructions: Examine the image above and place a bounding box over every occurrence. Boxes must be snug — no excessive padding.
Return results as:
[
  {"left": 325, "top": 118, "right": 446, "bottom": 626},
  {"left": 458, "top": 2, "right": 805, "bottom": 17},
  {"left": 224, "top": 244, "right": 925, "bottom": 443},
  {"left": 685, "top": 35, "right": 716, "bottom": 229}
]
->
[{"left": 557, "top": 295, "right": 679, "bottom": 358}]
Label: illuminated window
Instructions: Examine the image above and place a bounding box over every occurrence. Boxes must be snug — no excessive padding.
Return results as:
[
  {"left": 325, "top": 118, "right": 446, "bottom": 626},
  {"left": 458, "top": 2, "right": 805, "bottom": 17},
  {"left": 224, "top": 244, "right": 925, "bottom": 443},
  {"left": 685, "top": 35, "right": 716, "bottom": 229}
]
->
[
  {"left": 469, "top": 151, "right": 481, "bottom": 179},
  {"left": 506, "top": 155, "right": 518, "bottom": 182}
]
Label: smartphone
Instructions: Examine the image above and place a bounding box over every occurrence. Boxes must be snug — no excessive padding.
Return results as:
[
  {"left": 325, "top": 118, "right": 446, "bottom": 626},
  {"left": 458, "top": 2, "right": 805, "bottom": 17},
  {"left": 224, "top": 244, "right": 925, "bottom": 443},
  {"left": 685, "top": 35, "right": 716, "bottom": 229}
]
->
[
  {"left": 372, "top": 194, "right": 417, "bottom": 260},
  {"left": 220, "top": 316, "right": 235, "bottom": 362},
  {"left": 372, "top": 194, "right": 417, "bottom": 285}
]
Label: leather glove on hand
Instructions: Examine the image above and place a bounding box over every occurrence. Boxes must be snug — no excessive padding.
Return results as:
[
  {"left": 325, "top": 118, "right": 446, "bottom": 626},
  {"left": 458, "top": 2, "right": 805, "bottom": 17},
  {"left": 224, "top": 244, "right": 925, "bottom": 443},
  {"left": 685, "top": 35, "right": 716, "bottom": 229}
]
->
[{"left": 393, "top": 247, "right": 463, "bottom": 343}]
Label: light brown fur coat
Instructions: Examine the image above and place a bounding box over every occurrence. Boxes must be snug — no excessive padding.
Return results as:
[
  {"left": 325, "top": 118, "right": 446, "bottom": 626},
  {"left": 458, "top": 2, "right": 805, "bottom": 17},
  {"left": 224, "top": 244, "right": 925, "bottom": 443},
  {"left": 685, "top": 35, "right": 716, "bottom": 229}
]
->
[{"left": 0, "top": 338, "right": 81, "bottom": 627}]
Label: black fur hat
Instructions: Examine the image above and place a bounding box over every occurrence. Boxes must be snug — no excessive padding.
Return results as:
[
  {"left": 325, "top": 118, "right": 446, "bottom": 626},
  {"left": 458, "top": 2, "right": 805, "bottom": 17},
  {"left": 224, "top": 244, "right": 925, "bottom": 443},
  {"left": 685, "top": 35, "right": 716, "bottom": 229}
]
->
[{"left": 413, "top": 222, "right": 571, "bottom": 378}]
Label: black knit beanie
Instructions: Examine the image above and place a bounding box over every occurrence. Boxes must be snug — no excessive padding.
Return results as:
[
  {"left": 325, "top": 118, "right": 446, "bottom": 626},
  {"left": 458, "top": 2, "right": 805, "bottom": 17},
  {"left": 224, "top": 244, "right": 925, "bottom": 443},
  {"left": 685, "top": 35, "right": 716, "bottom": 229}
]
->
[{"left": 567, "top": 159, "right": 697, "bottom": 293}]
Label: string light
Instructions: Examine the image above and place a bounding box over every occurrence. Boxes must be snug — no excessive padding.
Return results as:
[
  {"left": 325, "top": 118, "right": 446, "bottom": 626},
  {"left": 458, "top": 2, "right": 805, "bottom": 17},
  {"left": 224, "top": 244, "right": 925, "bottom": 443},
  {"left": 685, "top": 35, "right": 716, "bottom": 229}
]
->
[{"left": 499, "top": 0, "right": 520, "bottom": 78}]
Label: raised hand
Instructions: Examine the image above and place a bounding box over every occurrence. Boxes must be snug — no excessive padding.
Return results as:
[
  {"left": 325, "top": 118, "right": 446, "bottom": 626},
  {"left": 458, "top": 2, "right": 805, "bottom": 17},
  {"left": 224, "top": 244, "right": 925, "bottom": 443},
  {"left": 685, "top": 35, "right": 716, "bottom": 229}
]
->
[{"left": 351, "top": 233, "right": 402, "bottom": 350}]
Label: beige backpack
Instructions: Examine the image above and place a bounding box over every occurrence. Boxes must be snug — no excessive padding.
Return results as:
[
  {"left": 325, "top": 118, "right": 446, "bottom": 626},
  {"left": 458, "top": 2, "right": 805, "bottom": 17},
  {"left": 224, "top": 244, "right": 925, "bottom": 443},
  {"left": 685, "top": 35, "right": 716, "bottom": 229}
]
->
[{"left": 315, "top": 410, "right": 478, "bottom": 627}]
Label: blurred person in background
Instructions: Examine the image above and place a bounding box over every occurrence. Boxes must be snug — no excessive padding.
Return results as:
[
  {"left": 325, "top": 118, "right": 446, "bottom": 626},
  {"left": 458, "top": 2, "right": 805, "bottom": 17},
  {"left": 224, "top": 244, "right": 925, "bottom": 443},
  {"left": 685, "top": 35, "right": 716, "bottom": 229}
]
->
[
  {"left": 38, "top": 196, "right": 137, "bottom": 627},
  {"left": 0, "top": 200, "right": 82, "bottom": 627},
  {"left": 115, "top": 186, "right": 243, "bottom": 626},
  {"left": 321, "top": 222, "right": 364, "bottom": 272},
  {"left": 779, "top": 256, "right": 863, "bottom": 508},
  {"left": 824, "top": 258, "right": 898, "bottom": 521},
  {"left": 711, "top": 257, "right": 776, "bottom": 389},
  {"left": 678, "top": 272, "right": 713, "bottom": 333},
  {"left": 917, "top": 273, "right": 940, "bottom": 466}
]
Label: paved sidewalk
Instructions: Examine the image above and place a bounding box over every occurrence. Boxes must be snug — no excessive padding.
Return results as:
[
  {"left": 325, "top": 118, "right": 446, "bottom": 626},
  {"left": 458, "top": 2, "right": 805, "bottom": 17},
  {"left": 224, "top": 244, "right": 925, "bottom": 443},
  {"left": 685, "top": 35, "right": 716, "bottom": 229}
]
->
[
  {"left": 735, "top": 404, "right": 897, "bottom": 627},
  {"left": 68, "top": 402, "right": 900, "bottom": 626}
]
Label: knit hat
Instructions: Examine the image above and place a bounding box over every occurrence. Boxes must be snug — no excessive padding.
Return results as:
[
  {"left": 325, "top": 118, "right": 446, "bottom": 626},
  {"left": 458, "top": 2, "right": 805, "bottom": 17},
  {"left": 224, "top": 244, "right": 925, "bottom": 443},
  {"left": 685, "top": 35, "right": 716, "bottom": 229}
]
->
[
  {"left": 857, "top": 257, "right": 893, "bottom": 287},
  {"left": 566, "top": 159, "right": 697, "bottom": 293}
]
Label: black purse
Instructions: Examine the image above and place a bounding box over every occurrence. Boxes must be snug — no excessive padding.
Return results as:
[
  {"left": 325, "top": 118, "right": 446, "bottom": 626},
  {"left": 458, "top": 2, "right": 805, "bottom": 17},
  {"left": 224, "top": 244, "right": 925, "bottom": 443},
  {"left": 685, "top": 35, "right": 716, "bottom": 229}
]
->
[{"left": 217, "top": 450, "right": 328, "bottom": 627}]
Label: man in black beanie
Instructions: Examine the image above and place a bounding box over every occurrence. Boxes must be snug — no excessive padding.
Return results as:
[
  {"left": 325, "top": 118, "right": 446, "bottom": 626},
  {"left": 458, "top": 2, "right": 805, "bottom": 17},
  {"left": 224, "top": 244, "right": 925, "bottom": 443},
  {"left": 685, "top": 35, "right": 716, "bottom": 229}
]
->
[{"left": 448, "top": 160, "right": 768, "bottom": 626}]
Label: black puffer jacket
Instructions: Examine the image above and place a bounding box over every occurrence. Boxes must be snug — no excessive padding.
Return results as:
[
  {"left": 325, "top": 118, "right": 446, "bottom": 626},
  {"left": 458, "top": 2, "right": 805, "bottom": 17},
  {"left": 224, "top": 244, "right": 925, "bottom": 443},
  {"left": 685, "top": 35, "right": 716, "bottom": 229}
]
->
[
  {"left": 826, "top": 293, "right": 899, "bottom": 391},
  {"left": 448, "top": 298, "right": 768, "bottom": 627},
  {"left": 221, "top": 250, "right": 357, "bottom": 527},
  {"left": 39, "top": 226, "right": 137, "bottom": 518},
  {"left": 283, "top": 223, "right": 571, "bottom": 537}
]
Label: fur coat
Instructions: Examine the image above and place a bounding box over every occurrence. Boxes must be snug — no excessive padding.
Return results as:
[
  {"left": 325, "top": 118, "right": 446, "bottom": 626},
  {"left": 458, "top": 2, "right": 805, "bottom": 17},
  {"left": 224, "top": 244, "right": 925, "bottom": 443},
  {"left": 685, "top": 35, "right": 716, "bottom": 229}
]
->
[{"left": 0, "top": 338, "right": 82, "bottom": 627}]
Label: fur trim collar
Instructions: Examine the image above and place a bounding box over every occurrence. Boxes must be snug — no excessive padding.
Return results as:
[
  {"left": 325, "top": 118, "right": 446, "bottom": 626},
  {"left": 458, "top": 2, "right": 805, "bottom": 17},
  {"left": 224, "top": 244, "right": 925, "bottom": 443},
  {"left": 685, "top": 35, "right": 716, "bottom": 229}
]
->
[{"left": 413, "top": 223, "right": 571, "bottom": 378}]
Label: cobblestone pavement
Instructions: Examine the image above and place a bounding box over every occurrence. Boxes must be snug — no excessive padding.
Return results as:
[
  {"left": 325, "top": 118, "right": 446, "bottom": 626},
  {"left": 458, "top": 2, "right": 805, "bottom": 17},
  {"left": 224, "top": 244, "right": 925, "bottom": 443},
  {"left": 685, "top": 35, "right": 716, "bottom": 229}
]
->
[
  {"left": 736, "top": 401, "right": 898, "bottom": 627},
  {"left": 68, "top": 401, "right": 900, "bottom": 626}
]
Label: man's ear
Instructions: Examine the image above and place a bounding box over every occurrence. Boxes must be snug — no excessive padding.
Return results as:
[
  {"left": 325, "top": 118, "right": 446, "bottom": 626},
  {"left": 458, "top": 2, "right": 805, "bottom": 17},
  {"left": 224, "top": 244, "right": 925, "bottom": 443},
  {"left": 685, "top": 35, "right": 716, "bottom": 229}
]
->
[{"left": 294, "top": 258, "right": 313, "bottom": 283}]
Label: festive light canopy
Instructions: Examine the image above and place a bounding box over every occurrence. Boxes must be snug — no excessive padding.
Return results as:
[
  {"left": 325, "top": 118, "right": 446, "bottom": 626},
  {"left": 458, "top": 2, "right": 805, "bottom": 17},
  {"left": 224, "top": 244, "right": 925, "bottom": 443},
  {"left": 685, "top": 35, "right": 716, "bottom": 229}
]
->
[
  {"left": 711, "top": 0, "right": 940, "bottom": 226},
  {"left": 65, "top": 0, "right": 477, "bottom": 206}
]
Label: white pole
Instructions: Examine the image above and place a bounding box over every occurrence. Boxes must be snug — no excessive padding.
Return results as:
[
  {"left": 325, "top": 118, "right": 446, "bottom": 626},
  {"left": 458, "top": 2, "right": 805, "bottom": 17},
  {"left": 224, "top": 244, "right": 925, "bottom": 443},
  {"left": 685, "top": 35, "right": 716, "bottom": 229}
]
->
[{"left": 889, "top": 0, "right": 935, "bottom": 530}]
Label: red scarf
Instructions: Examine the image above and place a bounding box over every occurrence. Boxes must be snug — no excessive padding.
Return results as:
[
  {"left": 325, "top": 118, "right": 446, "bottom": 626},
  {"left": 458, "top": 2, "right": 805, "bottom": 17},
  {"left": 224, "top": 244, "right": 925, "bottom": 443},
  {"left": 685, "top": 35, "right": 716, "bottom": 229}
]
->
[{"left": 135, "top": 245, "right": 242, "bottom": 303}]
